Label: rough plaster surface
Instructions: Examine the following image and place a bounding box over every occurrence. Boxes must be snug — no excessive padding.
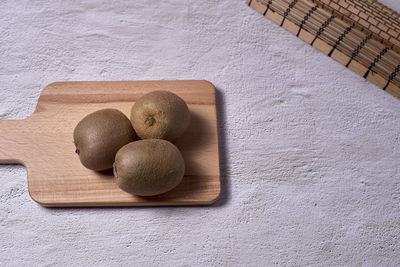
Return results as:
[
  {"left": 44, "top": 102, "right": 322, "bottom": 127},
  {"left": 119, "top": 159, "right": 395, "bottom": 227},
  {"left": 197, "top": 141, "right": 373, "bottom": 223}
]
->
[{"left": 1, "top": 0, "right": 400, "bottom": 266}]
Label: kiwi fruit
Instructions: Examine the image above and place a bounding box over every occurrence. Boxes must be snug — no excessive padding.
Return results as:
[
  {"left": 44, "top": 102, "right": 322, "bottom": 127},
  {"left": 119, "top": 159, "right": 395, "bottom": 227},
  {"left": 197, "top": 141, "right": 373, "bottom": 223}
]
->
[
  {"left": 113, "top": 139, "right": 185, "bottom": 196},
  {"left": 130, "top": 90, "right": 190, "bottom": 141},
  {"left": 73, "top": 109, "right": 135, "bottom": 171}
]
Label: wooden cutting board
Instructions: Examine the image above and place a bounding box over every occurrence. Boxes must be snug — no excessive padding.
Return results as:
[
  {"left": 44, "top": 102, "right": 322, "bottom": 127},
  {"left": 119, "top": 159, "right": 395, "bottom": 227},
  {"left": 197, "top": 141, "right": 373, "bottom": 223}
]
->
[{"left": 0, "top": 80, "right": 221, "bottom": 207}]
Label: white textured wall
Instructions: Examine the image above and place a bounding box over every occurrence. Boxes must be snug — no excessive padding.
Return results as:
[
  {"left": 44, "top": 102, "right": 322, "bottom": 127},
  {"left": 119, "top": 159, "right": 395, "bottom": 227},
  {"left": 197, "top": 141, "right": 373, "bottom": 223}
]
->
[{"left": 1, "top": 0, "right": 400, "bottom": 266}]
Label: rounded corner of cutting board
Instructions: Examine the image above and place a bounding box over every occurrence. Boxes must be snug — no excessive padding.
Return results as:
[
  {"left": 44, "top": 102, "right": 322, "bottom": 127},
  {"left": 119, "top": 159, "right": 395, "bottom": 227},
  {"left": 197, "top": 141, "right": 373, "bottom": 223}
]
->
[
  {"left": 198, "top": 80, "right": 217, "bottom": 95},
  {"left": 199, "top": 80, "right": 216, "bottom": 89},
  {"left": 42, "top": 81, "right": 65, "bottom": 91},
  {"left": 206, "top": 185, "right": 222, "bottom": 205},
  {"left": 27, "top": 188, "right": 49, "bottom": 207}
]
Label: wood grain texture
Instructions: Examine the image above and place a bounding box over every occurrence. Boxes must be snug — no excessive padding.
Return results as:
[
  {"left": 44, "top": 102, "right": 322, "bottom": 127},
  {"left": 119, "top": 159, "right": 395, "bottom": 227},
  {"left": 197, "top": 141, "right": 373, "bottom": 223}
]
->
[{"left": 0, "top": 80, "right": 221, "bottom": 207}]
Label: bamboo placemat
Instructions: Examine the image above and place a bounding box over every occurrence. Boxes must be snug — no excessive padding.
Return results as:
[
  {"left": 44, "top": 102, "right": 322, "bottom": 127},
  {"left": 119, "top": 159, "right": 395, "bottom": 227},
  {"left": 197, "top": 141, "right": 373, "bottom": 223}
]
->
[{"left": 247, "top": 0, "right": 400, "bottom": 98}]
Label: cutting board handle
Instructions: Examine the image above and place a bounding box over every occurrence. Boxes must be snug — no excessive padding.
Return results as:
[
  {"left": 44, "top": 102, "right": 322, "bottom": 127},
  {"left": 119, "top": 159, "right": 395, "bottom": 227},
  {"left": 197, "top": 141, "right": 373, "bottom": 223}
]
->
[{"left": 0, "top": 119, "right": 31, "bottom": 164}]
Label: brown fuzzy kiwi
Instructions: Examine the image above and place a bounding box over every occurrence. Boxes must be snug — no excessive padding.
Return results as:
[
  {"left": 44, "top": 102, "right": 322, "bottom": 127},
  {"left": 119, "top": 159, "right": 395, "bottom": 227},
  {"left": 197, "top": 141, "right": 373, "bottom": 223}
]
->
[
  {"left": 113, "top": 139, "right": 185, "bottom": 196},
  {"left": 73, "top": 109, "right": 135, "bottom": 171},
  {"left": 130, "top": 90, "right": 190, "bottom": 141}
]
